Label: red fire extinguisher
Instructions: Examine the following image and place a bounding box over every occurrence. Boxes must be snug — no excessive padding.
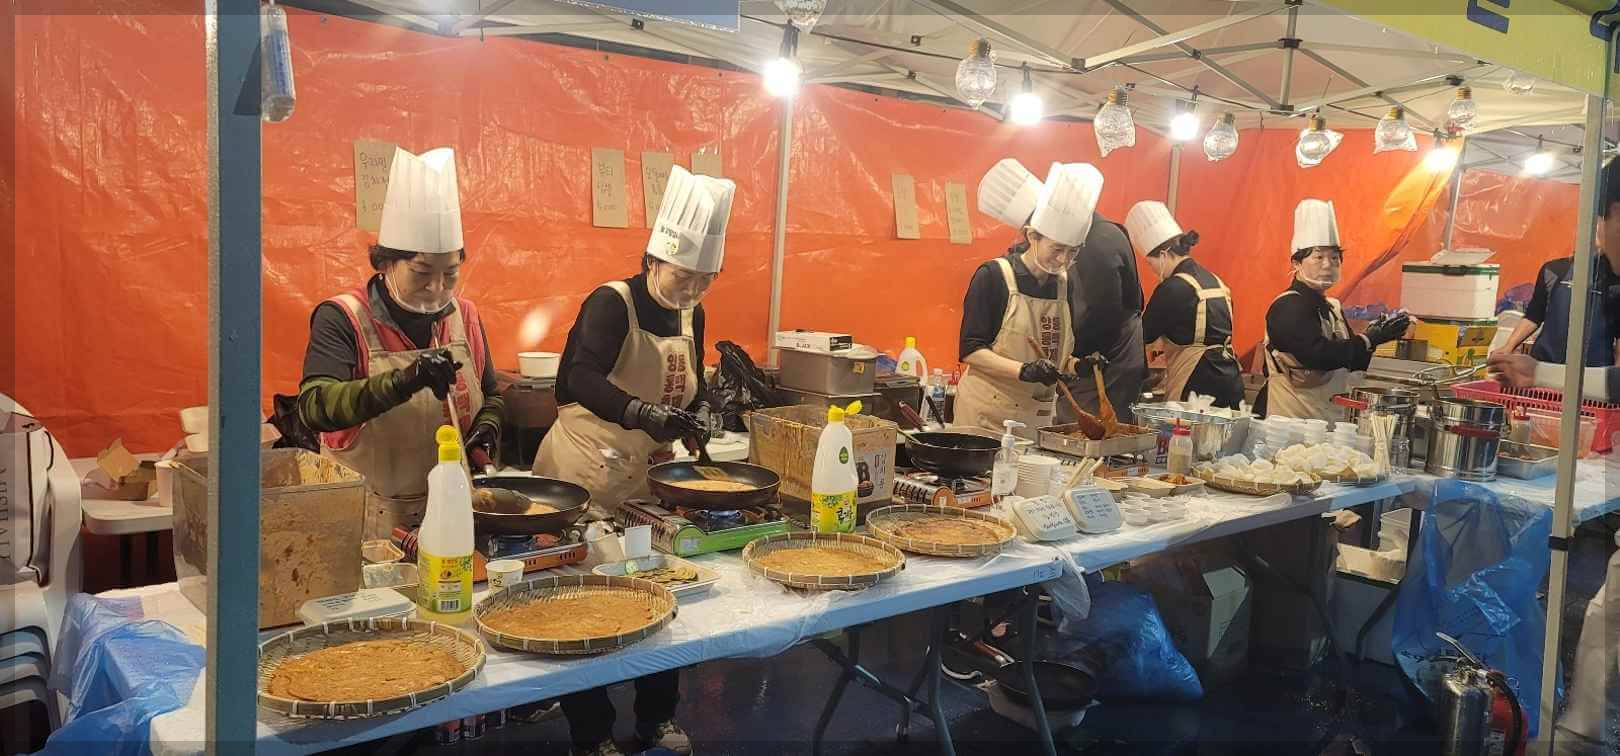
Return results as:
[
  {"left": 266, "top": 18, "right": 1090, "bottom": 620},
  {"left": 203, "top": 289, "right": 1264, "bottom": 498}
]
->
[{"left": 1436, "top": 632, "right": 1527, "bottom": 756}]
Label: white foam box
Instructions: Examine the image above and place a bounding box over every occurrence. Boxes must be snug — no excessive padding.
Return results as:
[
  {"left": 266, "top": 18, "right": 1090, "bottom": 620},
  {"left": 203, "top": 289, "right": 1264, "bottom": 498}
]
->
[
  {"left": 1400, "top": 262, "right": 1501, "bottom": 320},
  {"left": 774, "top": 330, "right": 853, "bottom": 352}
]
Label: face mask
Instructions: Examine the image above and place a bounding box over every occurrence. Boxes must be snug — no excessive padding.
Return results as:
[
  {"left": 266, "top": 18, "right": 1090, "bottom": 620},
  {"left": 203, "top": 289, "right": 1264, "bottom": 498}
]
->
[
  {"left": 1297, "top": 267, "right": 1340, "bottom": 290},
  {"left": 1146, "top": 254, "right": 1174, "bottom": 280},
  {"left": 1025, "top": 239, "right": 1075, "bottom": 276},
  {"left": 384, "top": 266, "right": 454, "bottom": 314},
  {"left": 649, "top": 264, "right": 710, "bottom": 310}
]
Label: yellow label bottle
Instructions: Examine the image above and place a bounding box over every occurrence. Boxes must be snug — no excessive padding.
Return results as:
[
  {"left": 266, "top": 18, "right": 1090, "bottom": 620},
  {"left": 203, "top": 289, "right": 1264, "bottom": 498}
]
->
[
  {"left": 810, "top": 403, "right": 860, "bottom": 534},
  {"left": 811, "top": 491, "right": 856, "bottom": 533},
  {"left": 417, "top": 425, "right": 474, "bottom": 624}
]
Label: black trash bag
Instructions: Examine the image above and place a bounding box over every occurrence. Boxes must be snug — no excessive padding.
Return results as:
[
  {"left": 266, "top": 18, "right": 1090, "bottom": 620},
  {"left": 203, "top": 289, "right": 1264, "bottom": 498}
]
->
[
  {"left": 267, "top": 393, "right": 319, "bottom": 451},
  {"left": 712, "top": 341, "right": 780, "bottom": 432}
]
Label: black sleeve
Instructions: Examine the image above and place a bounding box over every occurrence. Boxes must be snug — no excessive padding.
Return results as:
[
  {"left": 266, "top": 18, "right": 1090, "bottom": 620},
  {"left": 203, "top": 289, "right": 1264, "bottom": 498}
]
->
[
  {"left": 1120, "top": 247, "right": 1145, "bottom": 314},
  {"left": 960, "top": 263, "right": 1009, "bottom": 361},
  {"left": 1265, "top": 295, "right": 1373, "bottom": 372},
  {"left": 301, "top": 302, "right": 362, "bottom": 382},
  {"left": 558, "top": 287, "right": 636, "bottom": 425},
  {"left": 480, "top": 323, "right": 497, "bottom": 397},
  {"left": 1524, "top": 261, "right": 1555, "bottom": 325},
  {"left": 1141, "top": 277, "right": 1191, "bottom": 345}
]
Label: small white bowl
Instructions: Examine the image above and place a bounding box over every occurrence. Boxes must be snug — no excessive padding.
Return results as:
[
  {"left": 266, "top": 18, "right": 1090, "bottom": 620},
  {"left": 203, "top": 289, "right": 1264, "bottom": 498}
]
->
[
  {"left": 179, "top": 406, "right": 209, "bottom": 434},
  {"left": 518, "top": 351, "right": 561, "bottom": 379}
]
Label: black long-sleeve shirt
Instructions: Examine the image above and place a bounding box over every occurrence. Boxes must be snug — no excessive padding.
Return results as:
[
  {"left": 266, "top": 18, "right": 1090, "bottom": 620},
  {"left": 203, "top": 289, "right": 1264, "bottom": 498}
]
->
[
  {"left": 302, "top": 276, "right": 497, "bottom": 396},
  {"left": 1069, "top": 216, "right": 1146, "bottom": 366},
  {"left": 959, "top": 253, "right": 1063, "bottom": 361},
  {"left": 1143, "top": 257, "right": 1242, "bottom": 406},
  {"left": 1265, "top": 278, "right": 1372, "bottom": 372},
  {"left": 555, "top": 273, "right": 708, "bottom": 424}
]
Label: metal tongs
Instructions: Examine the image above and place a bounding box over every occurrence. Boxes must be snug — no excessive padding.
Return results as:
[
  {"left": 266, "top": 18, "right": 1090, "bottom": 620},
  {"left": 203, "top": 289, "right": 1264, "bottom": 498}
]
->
[{"left": 1410, "top": 362, "right": 1488, "bottom": 404}]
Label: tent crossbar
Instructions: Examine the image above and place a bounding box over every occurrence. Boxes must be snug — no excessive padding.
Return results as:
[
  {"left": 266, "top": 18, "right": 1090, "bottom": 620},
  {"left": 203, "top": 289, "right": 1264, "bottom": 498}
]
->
[
  {"left": 1102, "top": 0, "right": 1280, "bottom": 108},
  {"left": 344, "top": 0, "right": 437, "bottom": 32},
  {"left": 1080, "top": 4, "right": 1282, "bottom": 70},
  {"left": 1296, "top": 47, "right": 1436, "bottom": 128},
  {"left": 1113, "top": 41, "right": 1279, "bottom": 67},
  {"left": 907, "top": 0, "right": 1077, "bottom": 69},
  {"left": 458, "top": 21, "right": 625, "bottom": 37},
  {"left": 1279, "top": 3, "right": 1298, "bottom": 107},
  {"left": 449, "top": 0, "right": 517, "bottom": 34},
  {"left": 1289, "top": 64, "right": 1487, "bottom": 114},
  {"left": 1304, "top": 41, "right": 1479, "bottom": 65}
]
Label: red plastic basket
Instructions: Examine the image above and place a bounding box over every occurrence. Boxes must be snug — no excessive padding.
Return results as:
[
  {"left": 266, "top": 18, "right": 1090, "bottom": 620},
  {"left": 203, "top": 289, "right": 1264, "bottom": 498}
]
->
[{"left": 1450, "top": 380, "right": 1620, "bottom": 453}]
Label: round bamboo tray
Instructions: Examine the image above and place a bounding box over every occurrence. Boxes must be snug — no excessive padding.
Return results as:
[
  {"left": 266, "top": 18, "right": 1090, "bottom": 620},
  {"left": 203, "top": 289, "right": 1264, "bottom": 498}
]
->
[
  {"left": 474, "top": 574, "right": 677, "bottom": 656},
  {"left": 1204, "top": 474, "right": 1323, "bottom": 498},
  {"left": 865, "top": 504, "right": 1016, "bottom": 558},
  {"left": 742, "top": 532, "right": 904, "bottom": 590},
  {"left": 257, "top": 616, "right": 484, "bottom": 720}
]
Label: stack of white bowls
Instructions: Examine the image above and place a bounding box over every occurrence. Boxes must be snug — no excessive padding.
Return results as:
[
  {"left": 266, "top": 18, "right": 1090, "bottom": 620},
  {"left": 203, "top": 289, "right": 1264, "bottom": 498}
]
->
[{"left": 1016, "top": 454, "right": 1062, "bottom": 498}]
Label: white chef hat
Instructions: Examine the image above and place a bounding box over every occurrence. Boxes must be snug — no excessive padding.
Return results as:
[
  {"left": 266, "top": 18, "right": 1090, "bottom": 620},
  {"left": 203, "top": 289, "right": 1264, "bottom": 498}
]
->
[
  {"left": 1290, "top": 199, "right": 1341, "bottom": 254},
  {"left": 646, "top": 165, "right": 736, "bottom": 274},
  {"left": 1029, "top": 162, "right": 1104, "bottom": 248},
  {"left": 1125, "top": 201, "right": 1184, "bottom": 256},
  {"left": 377, "top": 147, "right": 463, "bottom": 255},
  {"left": 977, "top": 159, "right": 1043, "bottom": 228}
]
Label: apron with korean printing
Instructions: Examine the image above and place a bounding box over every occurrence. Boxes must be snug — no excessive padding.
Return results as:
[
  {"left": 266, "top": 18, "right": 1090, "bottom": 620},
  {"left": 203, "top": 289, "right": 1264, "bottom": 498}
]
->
[
  {"left": 954, "top": 258, "right": 1073, "bottom": 439},
  {"left": 533, "top": 281, "right": 698, "bottom": 520},
  {"left": 1161, "top": 271, "right": 1237, "bottom": 402},
  {"left": 1263, "top": 290, "right": 1356, "bottom": 421}
]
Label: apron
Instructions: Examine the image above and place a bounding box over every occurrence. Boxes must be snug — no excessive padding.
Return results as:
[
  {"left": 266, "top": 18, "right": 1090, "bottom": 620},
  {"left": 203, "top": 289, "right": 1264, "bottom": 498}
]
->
[
  {"left": 1263, "top": 290, "right": 1358, "bottom": 421},
  {"left": 320, "top": 293, "right": 483, "bottom": 541},
  {"left": 954, "top": 258, "right": 1073, "bottom": 438},
  {"left": 532, "top": 281, "right": 698, "bottom": 519},
  {"left": 1159, "top": 272, "right": 1238, "bottom": 403},
  {"left": 1530, "top": 261, "right": 1614, "bottom": 366}
]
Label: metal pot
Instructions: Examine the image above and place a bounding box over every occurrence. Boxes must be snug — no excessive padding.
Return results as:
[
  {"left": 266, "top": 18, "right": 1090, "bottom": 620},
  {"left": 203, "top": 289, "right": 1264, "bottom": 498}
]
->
[
  {"left": 1334, "top": 387, "right": 1419, "bottom": 469},
  {"left": 1425, "top": 399, "right": 1506, "bottom": 481}
]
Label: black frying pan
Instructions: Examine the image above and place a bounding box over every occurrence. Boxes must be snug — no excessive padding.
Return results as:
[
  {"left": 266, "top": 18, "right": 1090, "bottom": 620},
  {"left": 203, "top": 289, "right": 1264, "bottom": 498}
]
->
[
  {"left": 646, "top": 460, "right": 781, "bottom": 510},
  {"left": 471, "top": 475, "right": 591, "bottom": 536},
  {"left": 904, "top": 431, "right": 1000, "bottom": 478},
  {"left": 992, "top": 661, "right": 1096, "bottom": 711}
]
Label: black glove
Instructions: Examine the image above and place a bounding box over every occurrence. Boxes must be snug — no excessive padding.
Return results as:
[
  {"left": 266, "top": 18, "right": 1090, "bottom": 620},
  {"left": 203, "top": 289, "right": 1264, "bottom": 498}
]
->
[
  {"left": 1082, "top": 352, "right": 1111, "bottom": 370},
  {"left": 465, "top": 420, "right": 499, "bottom": 462},
  {"left": 1019, "top": 359, "right": 1063, "bottom": 386},
  {"left": 624, "top": 399, "right": 706, "bottom": 443},
  {"left": 398, "top": 349, "right": 461, "bottom": 400},
  {"left": 688, "top": 401, "right": 716, "bottom": 438},
  {"left": 1363, "top": 313, "right": 1412, "bottom": 347}
]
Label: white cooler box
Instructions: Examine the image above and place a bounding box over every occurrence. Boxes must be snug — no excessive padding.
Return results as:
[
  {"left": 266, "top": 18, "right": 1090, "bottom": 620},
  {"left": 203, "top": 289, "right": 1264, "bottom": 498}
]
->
[{"left": 1400, "top": 262, "right": 1500, "bottom": 320}]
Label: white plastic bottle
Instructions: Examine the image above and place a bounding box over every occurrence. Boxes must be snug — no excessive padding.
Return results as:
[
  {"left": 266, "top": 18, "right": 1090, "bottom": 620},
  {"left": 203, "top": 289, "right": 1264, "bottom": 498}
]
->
[
  {"left": 991, "top": 420, "right": 1026, "bottom": 501},
  {"left": 896, "top": 337, "right": 928, "bottom": 380},
  {"left": 417, "top": 425, "right": 474, "bottom": 624},
  {"left": 811, "top": 402, "right": 860, "bottom": 533},
  {"left": 1167, "top": 422, "right": 1195, "bottom": 475},
  {"left": 927, "top": 369, "right": 949, "bottom": 427},
  {"left": 260, "top": 2, "right": 297, "bottom": 123}
]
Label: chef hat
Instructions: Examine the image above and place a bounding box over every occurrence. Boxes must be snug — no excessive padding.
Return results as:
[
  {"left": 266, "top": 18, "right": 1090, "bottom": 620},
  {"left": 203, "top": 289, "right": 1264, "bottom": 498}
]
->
[
  {"left": 1125, "top": 201, "right": 1184, "bottom": 256},
  {"left": 377, "top": 147, "right": 463, "bottom": 255},
  {"left": 646, "top": 165, "right": 736, "bottom": 274},
  {"left": 1290, "top": 199, "right": 1341, "bottom": 254},
  {"left": 977, "top": 159, "right": 1043, "bottom": 228},
  {"left": 1029, "top": 162, "right": 1104, "bottom": 248}
]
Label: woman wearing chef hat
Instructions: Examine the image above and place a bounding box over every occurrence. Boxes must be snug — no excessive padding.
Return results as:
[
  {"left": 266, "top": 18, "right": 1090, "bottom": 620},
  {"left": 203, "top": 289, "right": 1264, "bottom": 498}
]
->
[
  {"left": 1257, "top": 199, "right": 1410, "bottom": 420},
  {"left": 1127, "top": 201, "right": 1243, "bottom": 409},
  {"left": 297, "top": 147, "right": 503, "bottom": 541},
  {"left": 956, "top": 162, "right": 1101, "bottom": 437},
  {"left": 531, "top": 165, "right": 730, "bottom": 756}
]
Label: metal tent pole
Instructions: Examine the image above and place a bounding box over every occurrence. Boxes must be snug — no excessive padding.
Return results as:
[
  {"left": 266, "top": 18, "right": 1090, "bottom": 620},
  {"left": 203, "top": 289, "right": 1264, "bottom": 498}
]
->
[
  {"left": 1167, "top": 143, "right": 1182, "bottom": 212},
  {"left": 1441, "top": 158, "right": 1465, "bottom": 250},
  {"left": 205, "top": 1, "right": 262, "bottom": 751},
  {"left": 766, "top": 96, "right": 794, "bottom": 367}
]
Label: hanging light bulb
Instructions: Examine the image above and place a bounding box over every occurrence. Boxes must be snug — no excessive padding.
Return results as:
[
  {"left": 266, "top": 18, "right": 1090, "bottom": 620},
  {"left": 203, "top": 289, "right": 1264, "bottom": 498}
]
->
[
  {"left": 775, "top": 0, "right": 827, "bottom": 31},
  {"left": 1008, "top": 65, "right": 1043, "bottom": 125},
  {"left": 1296, "top": 114, "right": 1342, "bottom": 167},
  {"left": 1523, "top": 137, "right": 1556, "bottom": 176},
  {"left": 954, "top": 39, "right": 997, "bottom": 108},
  {"left": 1095, "top": 87, "right": 1136, "bottom": 157},
  {"left": 763, "top": 26, "right": 800, "bottom": 98},
  {"left": 1503, "top": 69, "right": 1536, "bottom": 96},
  {"left": 1203, "top": 112, "right": 1239, "bottom": 162},
  {"left": 1169, "top": 100, "right": 1200, "bottom": 142},
  {"left": 1446, "top": 85, "right": 1479, "bottom": 134},
  {"left": 1424, "top": 137, "right": 1460, "bottom": 172},
  {"left": 1373, "top": 106, "right": 1417, "bottom": 154}
]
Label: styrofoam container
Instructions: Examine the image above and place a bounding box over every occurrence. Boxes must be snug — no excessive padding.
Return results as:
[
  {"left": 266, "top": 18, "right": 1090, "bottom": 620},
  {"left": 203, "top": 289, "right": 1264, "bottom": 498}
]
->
[
  {"left": 1400, "top": 262, "right": 1501, "bottom": 320},
  {"left": 518, "top": 351, "right": 561, "bottom": 379},
  {"left": 179, "top": 406, "right": 209, "bottom": 434}
]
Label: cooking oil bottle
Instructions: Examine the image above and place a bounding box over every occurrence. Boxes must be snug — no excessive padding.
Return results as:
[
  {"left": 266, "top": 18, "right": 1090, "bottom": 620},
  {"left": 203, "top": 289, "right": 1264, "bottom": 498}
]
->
[
  {"left": 418, "top": 425, "right": 474, "bottom": 624},
  {"left": 811, "top": 402, "right": 860, "bottom": 533}
]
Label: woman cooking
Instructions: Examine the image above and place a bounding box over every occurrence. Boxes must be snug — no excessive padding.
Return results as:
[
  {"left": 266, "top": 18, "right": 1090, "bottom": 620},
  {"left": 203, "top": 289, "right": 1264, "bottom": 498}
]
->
[
  {"left": 1257, "top": 199, "right": 1410, "bottom": 420},
  {"left": 1128, "top": 201, "right": 1243, "bottom": 409},
  {"left": 297, "top": 147, "right": 503, "bottom": 542},
  {"left": 531, "top": 165, "right": 732, "bottom": 756},
  {"left": 956, "top": 162, "right": 1102, "bottom": 437}
]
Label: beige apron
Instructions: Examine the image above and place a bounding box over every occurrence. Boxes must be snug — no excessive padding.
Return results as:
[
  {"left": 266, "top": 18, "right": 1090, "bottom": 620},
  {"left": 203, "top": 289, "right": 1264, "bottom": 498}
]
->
[
  {"left": 1159, "top": 271, "right": 1236, "bottom": 402},
  {"left": 955, "top": 258, "right": 1073, "bottom": 438},
  {"left": 532, "top": 281, "right": 698, "bottom": 519},
  {"left": 321, "top": 294, "right": 483, "bottom": 541},
  {"left": 1263, "top": 290, "right": 1358, "bottom": 421}
]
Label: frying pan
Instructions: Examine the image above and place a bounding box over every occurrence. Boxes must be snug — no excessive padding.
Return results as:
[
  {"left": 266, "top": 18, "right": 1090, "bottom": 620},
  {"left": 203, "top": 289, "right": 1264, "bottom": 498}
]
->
[
  {"left": 992, "top": 661, "right": 1096, "bottom": 711},
  {"left": 646, "top": 460, "right": 781, "bottom": 510},
  {"left": 471, "top": 475, "right": 591, "bottom": 536},
  {"left": 904, "top": 431, "right": 999, "bottom": 478}
]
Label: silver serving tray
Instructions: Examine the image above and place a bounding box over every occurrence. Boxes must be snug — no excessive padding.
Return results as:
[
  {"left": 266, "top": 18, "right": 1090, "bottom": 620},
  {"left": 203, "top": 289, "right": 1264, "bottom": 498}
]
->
[{"left": 592, "top": 554, "right": 720, "bottom": 600}]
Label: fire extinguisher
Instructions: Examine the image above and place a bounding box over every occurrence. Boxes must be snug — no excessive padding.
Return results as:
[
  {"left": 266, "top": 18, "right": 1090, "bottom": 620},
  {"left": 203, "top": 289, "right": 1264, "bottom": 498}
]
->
[{"left": 1436, "top": 632, "right": 1527, "bottom": 756}]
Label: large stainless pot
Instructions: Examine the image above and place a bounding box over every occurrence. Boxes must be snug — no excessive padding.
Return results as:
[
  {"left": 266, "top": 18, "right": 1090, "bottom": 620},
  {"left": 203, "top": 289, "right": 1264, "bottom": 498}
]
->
[
  {"left": 1334, "top": 387, "right": 1419, "bottom": 468},
  {"left": 1425, "top": 399, "right": 1506, "bottom": 481}
]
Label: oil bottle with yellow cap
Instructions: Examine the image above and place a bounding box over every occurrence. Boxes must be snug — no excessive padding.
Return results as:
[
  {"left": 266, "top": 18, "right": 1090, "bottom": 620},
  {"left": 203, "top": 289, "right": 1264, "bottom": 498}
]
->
[
  {"left": 417, "top": 425, "right": 474, "bottom": 624},
  {"left": 810, "top": 401, "right": 861, "bottom": 533}
]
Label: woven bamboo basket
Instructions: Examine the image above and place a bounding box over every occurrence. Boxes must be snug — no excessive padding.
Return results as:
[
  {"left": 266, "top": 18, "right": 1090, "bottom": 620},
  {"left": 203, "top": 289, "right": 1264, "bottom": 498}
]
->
[
  {"left": 742, "top": 532, "right": 904, "bottom": 590},
  {"left": 256, "top": 616, "right": 485, "bottom": 720},
  {"left": 864, "top": 504, "right": 1016, "bottom": 558},
  {"left": 474, "top": 574, "right": 677, "bottom": 656},
  {"left": 1204, "top": 474, "right": 1322, "bottom": 497}
]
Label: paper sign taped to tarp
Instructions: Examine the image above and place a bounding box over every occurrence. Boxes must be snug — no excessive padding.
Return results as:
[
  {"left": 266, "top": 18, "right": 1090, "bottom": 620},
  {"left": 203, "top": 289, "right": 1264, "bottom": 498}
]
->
[
  {"left": 591, "top": 147, "right": 630, "bottom": 229},
  {"left": 945, "top": 182, "right": 972, "bottom": 245},
  {"left": 892, "top": 174, "right": 920, "bottom": 240},
  {"left": 353, "top": 139, "right": 398, "bottom": 232},
  {"left": 691, "top": 150, "right": 723, "bottom": 178},
  {"left": 641, "top": 151, "right": 675, "bottom": 228}
]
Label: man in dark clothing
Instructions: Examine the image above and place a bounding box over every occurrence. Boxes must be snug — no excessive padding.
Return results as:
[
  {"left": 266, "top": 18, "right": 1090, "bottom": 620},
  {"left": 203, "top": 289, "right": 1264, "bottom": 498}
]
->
[
  {"left": 1493, "top": 253, "right": 1620, "bottom": 366},
  {"left": 1063, "top": 213, "right": 1148, "bottom": 422}
]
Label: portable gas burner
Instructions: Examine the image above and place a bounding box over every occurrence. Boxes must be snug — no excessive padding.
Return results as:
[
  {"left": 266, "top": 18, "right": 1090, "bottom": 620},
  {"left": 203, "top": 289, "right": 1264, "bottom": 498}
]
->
[
  {"left": 394, "top": 527, "right": 588, "bottom": 583},
  {"left": 893, "top": 472, "right": 993, "bottom": 509},
  {"left": 617, "top": 499, "right": 791, "bottom": 556}
]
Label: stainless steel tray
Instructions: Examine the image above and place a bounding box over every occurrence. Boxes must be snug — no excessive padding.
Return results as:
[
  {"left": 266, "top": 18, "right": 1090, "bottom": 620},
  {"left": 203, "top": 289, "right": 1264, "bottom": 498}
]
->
[
  {"left": 592, "top": 554, "right": 720, "bottom": 600},
  {"left": 1037, "top": 423, "right": 1157, "bottom": 458},
  {"left": 1497, "top": 441, "right": 1558, "bottom": 480}
]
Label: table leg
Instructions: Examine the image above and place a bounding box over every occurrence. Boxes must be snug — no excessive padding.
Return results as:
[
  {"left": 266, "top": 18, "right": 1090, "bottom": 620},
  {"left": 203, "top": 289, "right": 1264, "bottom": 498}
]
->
[
  {"left": 1356, "top": 507, "right": 1423, "bottom": 664},
  {"left": 811, "top": 627, "right": 860, "bottom": 756},
  {"left": 119, "top": 535, "right": 133, "bottom": 588},
  {"left": 925, "top": 606, "right": 957, "bottom": 756},
  {"left": 1019, "top": 589, "right": 1058, "bottom": 756}
]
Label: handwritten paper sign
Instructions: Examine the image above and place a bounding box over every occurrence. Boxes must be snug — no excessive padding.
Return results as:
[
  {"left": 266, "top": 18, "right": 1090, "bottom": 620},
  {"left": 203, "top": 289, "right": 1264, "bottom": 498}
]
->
[
  {"left": 944, "top": 181, "right": 972, "bottom": 245},
  {"left": 691, "top": 150, "right": 723, "bottom": 178},
  {"left": 641, "top": 152, "right": 676, "bottom": 227},
  {"left": 892, "top": 174, "right": 920, "bottom": 240},
  {"left": 591, "top": 147, "right": 630, "bottom": 229},
  {"left": 353, "top": 139, "right": 398, "bottom": 232}
]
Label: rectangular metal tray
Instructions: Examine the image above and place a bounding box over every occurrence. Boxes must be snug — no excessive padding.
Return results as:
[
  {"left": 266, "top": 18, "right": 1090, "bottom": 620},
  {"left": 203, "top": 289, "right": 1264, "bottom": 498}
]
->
[
  {"left": 1497, "top": 441, "right": 1558, "bottom": 480},
  {"left": 592, "top": 553, "right": 720, "bottom": 600},
  {"left": 1037, "top": 423, "right": 1157, "bottom": 458}
]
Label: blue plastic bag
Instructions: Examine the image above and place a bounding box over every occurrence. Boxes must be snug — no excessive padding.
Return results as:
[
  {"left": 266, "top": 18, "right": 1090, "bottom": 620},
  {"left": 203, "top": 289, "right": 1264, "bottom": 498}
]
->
[
  {"left": 1052, "top": 577, "right": 1203, "bottom": 702},
  {"left": 1392, "top": 480, "right": 1561, "bottom": 736}
]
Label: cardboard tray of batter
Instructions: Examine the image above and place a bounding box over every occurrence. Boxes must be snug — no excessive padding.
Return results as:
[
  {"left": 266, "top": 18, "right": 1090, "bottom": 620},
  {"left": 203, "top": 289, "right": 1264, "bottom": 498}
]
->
[
  {"left": 474, "top": 574, "right": 677, "bottom": 656},
  {"left": 256, "top": 617, "right": 485, "bottom": 720},
  {"left": 741, "top": 532, "right": 905, "bottom": 590},
  {"left": 864, "top": 504, "right": 1016, "bottom": 558}
]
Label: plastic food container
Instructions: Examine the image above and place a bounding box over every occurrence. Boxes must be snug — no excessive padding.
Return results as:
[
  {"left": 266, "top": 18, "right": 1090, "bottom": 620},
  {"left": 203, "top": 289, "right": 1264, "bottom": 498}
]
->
[
  {"left": 179, "top": 405, "right": 209, "bottom": 434},
  {"left": 1526, "top": 411, "right": 1597, "bottom": 459},
  {"left": 518, "top": 351, "right": 561, "bottom": 379}
]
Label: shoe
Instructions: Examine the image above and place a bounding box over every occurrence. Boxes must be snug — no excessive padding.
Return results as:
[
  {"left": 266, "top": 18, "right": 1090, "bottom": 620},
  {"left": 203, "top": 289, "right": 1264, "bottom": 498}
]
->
[
  {"left": 635, "top": 720, "right": 693, "bottom": 756},
  {"left": 572, "top": 740, "right": 628, "bottom": 756},
  {"left": 508, "top": 700, "right": 562, "bottom": 725}
]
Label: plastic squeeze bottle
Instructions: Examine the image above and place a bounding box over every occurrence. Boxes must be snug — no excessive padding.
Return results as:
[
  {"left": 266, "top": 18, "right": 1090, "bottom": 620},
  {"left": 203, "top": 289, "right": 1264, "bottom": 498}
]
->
[
  {"left": 811, "top": 402, "right": 861, "bottom": 533},
  {"left": 991, "top": 419, "right": 1026, "bottom": 501},
  {"left": 418, "top": 425, "right": 475, "bottom": 624},
  {"left": 1167, "top": 422, "right": 1195, "bottom": 475},
  {"left": 896, "top": 337, "right": 928, "bottom": 380}
]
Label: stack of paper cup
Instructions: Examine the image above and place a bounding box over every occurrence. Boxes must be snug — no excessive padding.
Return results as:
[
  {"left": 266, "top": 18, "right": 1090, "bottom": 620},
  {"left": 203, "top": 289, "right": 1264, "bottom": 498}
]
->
[{"left": 1017, "top": 454, "right": 1061, "bottom": 498}]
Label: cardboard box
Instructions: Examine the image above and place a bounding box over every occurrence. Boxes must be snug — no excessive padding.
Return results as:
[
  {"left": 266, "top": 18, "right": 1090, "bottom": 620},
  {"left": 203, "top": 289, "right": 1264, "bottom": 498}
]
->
[
  {"left": 1125, "top": 550, "right": 1252, "bottom": 683},
  {"left": 775, "top": 330, "right": 853, "bottom": 352},
  {"left": 1246, "top": 515, "right": 1339, "bottom": 670},
  {"left": 748, "top": 404, "right": 897, "bottom": 504}
]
